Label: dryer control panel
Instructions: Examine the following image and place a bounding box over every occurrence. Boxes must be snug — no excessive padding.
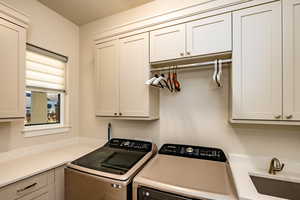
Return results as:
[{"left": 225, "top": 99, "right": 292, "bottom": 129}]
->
[{"left": 159, "top": 144, "right": 227, "bottom": 162}]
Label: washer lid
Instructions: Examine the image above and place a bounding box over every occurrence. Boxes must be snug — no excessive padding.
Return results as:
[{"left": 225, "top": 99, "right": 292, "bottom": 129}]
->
[
  {"left": 134, "top": 154, "right": 237, "bottom": 200},
  {"left": 71, "top": 138, "right": 152, "bottom": 175}
]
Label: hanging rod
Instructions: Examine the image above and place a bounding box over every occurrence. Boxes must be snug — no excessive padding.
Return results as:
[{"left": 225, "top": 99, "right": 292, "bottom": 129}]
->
[{"left": 150, "top": 59, "right": 232, "bottom": 72}]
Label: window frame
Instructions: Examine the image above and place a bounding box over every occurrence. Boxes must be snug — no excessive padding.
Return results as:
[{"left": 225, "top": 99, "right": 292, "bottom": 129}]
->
[
  {"left": 22, "top": 45, "right": 70, "bottom": 137},
  {"left": 23, "top": 84, "right": 70, "bottom": 138}
]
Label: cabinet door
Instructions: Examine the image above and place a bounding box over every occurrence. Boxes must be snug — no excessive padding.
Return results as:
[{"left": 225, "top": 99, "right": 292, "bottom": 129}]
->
[
  {"left": 54, "top": 166, "right": 65, "bottom": 200},
  {"left": 186, "top": 13, "right": 232, "bottom": 56},
  {"left": 0, "top": 18, "right": 25, "bottom": 119},
  {"left": 283, "top": 0, "right": 300, "bottom": 121},
  {"left": 119, "top": 33, "right": 150, "bottom": 117},
  {"left": 19, "top": 192, "right": 50, "bottom": 200},
  {"left": 95, "top": 40, "right": 119, "bottom": 117},
  {"left": 150, "top": 24, "right": 185, "bottom": 62},
  {"left": 232, "top": 2, "right": 282, "bottom": 120}
]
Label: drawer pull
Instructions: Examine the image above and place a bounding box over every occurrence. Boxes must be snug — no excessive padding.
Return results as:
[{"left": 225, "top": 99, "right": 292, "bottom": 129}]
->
[{"left": 17, "top": 182, "right": 37, "bottom": 193}]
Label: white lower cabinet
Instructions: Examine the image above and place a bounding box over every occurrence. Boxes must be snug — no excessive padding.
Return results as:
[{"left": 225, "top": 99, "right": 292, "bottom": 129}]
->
[
  {"left": 283, "top": 0, "right": 300, "bottom": 121},
  {"left": 95, "top": 33, "right": 159, "bottom": 119},
  {"left": 30, "top": 193, "right": 49, "bottom": 200},
  {"left": 0, "top": 166, "right": 64, "bottom": 200},
  {"left": 232, "top": 2, "right": 282, "bottom": 121},
  {"left": 18, "top": 190, "right": 53, "bottom": 200},
  {"left": 54, "top": 166, "right": 65, "bottom": 200}
]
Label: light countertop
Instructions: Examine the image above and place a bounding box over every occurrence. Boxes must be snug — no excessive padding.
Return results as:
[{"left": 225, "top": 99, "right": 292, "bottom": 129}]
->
[
  {"left": 229, "top": 154, "right": 300, "bottom": 200},
  {"left": 1, "top": 139, "right": 299, "bottom": 200},
  {"left": 0, "top": 137, "right": 107, "bottom": 188}
]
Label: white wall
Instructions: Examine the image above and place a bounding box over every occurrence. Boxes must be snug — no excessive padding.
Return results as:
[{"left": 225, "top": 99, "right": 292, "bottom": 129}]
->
[
  {"left": 79, "top": 0, "right": 300, "bottom": 160},
  {"left": 0, "top": 0, "right": 79, "bottom": 152}
]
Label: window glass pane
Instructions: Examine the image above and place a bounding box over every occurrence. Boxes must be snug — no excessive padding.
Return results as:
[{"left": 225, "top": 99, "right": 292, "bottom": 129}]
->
[{"left": 25, "top": 91, "right": 61, "bottom": 126}]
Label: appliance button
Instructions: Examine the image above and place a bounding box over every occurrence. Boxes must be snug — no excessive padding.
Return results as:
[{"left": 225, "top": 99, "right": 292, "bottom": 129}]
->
[
  {"left": 124, "top": 141, "right": 130, "bottom": 146},
  {"left": 186, "top": 147, "right": 194, "bottom": 153},
  {"left": 111, "top": 184, "right": 122, "bottom": 189}
]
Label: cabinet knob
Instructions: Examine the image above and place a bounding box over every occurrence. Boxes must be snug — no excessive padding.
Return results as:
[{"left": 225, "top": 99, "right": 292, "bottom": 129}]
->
[
  {"left": 274, "top": 115, "right": 281, "bottom": 119},
  {"left": 180, "top": 53, "right": 184, "bottom": 56},
  {"left": 286, "top": 115, "right": 293, "bottom": 119},
  {"left": 114, "top": 113, "right": 117, "bottom": 116},
  {"left": 186, "top": 52, "right": 191, "bottom": 55},
  {"left": 119, "top": 113, "right": 122, "bottom": 116}
]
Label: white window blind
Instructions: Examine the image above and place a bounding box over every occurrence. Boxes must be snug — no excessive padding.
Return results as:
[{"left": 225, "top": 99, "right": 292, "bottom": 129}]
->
[{"left": 26, "top": 50, "right": 66, "bottom": 91}]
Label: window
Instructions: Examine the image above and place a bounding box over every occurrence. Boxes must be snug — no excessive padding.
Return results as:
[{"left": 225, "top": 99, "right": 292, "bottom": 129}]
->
[
  {"left": 25, "top": 91, "right": 63, "bottom": 126},
  {"left": 23, "top": 44, "right": 68, "bottom": 136}
]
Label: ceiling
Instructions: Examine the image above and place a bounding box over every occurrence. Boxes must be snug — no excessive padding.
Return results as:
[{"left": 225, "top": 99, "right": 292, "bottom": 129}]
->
[{"left": 38, "top": 0, "right": 154, "bottom": 25}]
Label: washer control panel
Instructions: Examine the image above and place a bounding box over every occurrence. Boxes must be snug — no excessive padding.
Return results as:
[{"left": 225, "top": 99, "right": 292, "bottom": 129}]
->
[
  {"left": 159, "top": 144, "right": 227, "bottom": 162},
  {"left": 108, "top": 138, "right": 152, "bottom": 152}
]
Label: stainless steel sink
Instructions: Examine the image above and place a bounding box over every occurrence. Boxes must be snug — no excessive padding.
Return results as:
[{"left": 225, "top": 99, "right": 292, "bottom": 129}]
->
[{"left": 250, "top": 175, "right": 300, "bottom": 200}]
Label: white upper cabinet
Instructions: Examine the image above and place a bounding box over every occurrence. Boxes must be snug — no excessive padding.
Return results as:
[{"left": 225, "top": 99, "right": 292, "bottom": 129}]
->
[
  {"left": 95, "top": 33, "right": 159, "bottom": 119},
  {"left": 186, "top": 13, "right": 232, "bottom": 57},
  {"left": 119, "top": 33, "right": 150, "bottom": 117},
  {"left": 0, "top": 18, "right": 26, "bottom": 120},
  {"left": 232, "top": 2, "right": 282, "bottom": 120},
  {"left": 150, "top": 24, "right": 186, "bottom": 62},
  {"left": 150, "top": 13, "right": 232, "bottom": 63},
  {"left": 95, "top": 40, "right": 119, "bottom": 117},
  {"left": 283, "top": 0, "right": 300, "bottom": 121}
]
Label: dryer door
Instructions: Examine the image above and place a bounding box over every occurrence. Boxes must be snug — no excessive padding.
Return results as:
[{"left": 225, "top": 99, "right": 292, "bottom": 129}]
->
[{"left": 138, "top": 187, "right": 200, "bottom": 200}]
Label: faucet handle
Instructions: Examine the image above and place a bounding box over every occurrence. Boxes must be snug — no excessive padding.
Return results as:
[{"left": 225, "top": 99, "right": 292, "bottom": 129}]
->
[
  {"left": 275, "top": 158, "right": 284, "bottom": 170},
  {"left": 281, "top": 163, "right": 285, "bottom": 170},
  {"left": 277, "top": 162, "right": 285, "bottom": 171},
  {"left": 269, "top": 157, "right": 285, "bottom": 175}
]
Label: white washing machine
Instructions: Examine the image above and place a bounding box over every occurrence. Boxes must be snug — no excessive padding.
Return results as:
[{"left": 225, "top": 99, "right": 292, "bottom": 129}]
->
[
  {"left": 65, "top": 138, "right": 156, "bottom": 200},
  {"left": 133, "top": 144, "right": 238, "bottom": 200}
]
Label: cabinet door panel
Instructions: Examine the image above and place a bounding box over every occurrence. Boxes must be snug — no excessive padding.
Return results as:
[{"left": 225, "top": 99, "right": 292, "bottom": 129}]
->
[
  {"left": 150, "top": 24, "right": 185, "bottom": 62},
  {"left": 283, "top": 0, "right": 300, "bottom": 121},
  {"left": 119, "top": 33, "right": 150, "bottom": 117},
  {"left": 19, "top": 192, "right": 50, "bottom": 200},
  {"left": 232, "top": 2, "right": 282, "bottom": 120},
  {"left": 54, "top": 166, "right": 65, "bottom": 200},
  {"left": 186, "top": 13, "right": 232, "bottom": 56},
  {"left": 95, "top": 40, "right": 119, "bottom": 116},
  {"left": 0, "top": 18, "right": 25, "bottom": 119}
]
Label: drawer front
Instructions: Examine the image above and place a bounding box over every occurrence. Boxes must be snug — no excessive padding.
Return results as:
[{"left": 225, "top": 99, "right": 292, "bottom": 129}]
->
[
  {"left": 0, "top": 170, "right": 53, "bottom": 200},
  {"left": 18, "top": 190, "right": 50, "bottom": 200},
  {"left": 15, "top": 172, "right": 48, "bottom": 198}
]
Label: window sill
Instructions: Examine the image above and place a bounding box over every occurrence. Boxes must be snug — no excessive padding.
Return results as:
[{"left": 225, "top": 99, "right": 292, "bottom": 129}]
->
[{"left": 22, "top": 125, "right": 71, "bottom": 138}]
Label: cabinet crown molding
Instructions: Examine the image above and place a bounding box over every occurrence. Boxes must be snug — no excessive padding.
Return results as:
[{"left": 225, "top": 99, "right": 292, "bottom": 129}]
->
[
  {"left": 0, "top": 1, "right": 29, "bottom": 28},
  {"left": 93, "top": 0, "right": 276, "bottom": 43}
]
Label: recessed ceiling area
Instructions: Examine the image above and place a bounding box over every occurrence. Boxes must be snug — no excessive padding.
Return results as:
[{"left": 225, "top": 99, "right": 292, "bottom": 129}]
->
[{"left": 38, "top": 0, "right": 154, "bottom": 25}]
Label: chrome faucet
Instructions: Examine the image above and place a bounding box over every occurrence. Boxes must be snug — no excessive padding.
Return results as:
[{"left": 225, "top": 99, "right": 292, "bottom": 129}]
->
[{"left": 268, "top": 157, "right": 285, "bottom": 175}]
